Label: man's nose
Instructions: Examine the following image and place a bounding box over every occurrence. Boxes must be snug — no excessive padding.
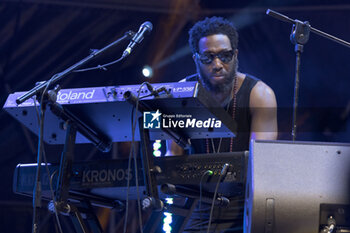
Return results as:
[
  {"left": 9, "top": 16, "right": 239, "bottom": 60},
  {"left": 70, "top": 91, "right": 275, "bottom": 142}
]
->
[{"left": 212, "top": 57, "right": 223, "bottom": 70}]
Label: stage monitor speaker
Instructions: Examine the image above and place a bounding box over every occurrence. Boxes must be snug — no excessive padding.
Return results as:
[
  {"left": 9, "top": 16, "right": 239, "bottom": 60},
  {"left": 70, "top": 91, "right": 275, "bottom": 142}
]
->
[{"left": 244, "top": 140, "right": 350, "bottom": 233}]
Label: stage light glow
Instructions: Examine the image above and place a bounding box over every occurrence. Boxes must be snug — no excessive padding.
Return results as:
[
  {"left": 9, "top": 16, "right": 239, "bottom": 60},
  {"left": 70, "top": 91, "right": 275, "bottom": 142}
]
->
[
  {"left": 165, "top": 198, "right": 173, "bottom": 204},
  {"left": 153, "top": 140, "right": 162, "bottom": 157},
  {"left": 153, "top": 150, "right": 161, "bottom": 157},
  {"left": 142, "top": 65, "right": 153, "bottom": 78},
  {"left": 153, "top": 143, "right": 161, "bottom": 150},
  {"left": 163, "top": 212, "right": 173, "bottom": 232}
]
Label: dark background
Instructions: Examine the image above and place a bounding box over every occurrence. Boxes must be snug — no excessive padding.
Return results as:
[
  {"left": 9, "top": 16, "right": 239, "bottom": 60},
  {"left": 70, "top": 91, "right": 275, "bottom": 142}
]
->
[{"left": 1, "top": 0, "right": 350, "bottom": 232}]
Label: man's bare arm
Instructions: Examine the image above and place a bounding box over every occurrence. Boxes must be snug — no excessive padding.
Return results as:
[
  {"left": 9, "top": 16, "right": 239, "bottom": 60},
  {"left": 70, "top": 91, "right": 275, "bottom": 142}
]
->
[{"left": 249, "top": 81, "right": 278, "bottom": 140}]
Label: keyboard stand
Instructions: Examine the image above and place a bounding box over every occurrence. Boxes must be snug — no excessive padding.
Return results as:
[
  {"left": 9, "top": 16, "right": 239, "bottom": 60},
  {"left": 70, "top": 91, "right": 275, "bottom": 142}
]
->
[{"left": 47, "top": 100, "right": 111, "bottom": 233}]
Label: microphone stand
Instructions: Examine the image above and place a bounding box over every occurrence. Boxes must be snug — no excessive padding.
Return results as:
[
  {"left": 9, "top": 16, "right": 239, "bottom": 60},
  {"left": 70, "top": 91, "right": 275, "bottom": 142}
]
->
[
  {"left": 290, "top": 20, "right": 310, "bottom": 141},
  {"left": 16, "top": 30, "right": 135, "bottom": 105},
  {"left": 25, "top": 30, "right": 134, "bottom": 233},
  {"left": 266, "top": 9, "right": 350, "bottom": 141}
]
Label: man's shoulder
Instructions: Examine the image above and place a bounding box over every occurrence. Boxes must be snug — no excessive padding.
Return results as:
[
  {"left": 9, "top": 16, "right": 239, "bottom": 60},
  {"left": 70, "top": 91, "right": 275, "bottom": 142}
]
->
[
  {"left": 241, "top": 73, "right": 272, "bottom": 95},
  {"left": 253, "top": 80, "right": 274, "bottom": 94},
  {"left": 241, "top": 73, "right": 260, "bottom": 86},
  {"left": 250, "top": 79, "right": 276, "bottom": 108}
]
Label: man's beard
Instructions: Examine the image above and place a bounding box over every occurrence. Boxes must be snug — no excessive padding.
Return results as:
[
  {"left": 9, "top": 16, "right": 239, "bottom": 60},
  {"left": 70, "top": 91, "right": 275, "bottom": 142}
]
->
[{"left": 197, "top": 59, "right": 237, "bottom": 95}]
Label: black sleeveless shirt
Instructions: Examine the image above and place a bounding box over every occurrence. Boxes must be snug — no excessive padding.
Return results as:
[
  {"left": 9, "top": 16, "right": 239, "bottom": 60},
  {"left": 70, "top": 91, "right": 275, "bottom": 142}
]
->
[
  {"left": 182, "top": 73, "right": 259, "bottom": 232},
  {"left": 185, "top": 74, "right": 259, "bottom": 154}
]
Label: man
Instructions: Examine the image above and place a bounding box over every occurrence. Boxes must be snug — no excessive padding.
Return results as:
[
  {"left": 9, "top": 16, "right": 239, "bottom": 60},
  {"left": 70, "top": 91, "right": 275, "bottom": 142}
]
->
[
  {"left": 166, "top": 17, "right": 277, "bottom": 232},
  {"left": 167, "top": 16, "right": 277, "bottom": 155}
]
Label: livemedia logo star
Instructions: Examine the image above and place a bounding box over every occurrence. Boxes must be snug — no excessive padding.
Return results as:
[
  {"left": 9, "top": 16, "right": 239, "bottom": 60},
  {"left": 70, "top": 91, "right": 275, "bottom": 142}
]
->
[{"left": 143, "top": 110, "right": 161, "bottom": 129}]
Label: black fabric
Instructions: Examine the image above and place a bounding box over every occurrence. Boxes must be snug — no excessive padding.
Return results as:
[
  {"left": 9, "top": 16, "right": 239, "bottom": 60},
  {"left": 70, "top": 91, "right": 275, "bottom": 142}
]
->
[
  {"left": 182, "top": 74, "right": 259, "bottom": 232},
  {"left": 185, "top": 73, "right": 259, "bottom": 154}
]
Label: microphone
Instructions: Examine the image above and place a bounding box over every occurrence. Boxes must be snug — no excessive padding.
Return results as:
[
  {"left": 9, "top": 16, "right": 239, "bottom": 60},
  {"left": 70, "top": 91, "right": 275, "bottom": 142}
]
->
[{"left": 123, "top": 21, "right": 153, "bottom": 58}]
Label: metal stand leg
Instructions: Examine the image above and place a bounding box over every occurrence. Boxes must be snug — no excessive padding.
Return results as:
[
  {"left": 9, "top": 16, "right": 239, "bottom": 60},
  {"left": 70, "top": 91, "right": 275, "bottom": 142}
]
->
[
  {"left": 82, "top": 201, "right": 103, "bottom": 233},
  {"left": 56, "top": 121, "right": 76, "bottom": 206},
  {"left": 138, "top": 117, "right": 162, "bottom": 207},
  {"left": 138, "top": 117, "right": 164, "bottom": 232},
  {"left": 54, "top": 121, "right": 103, "bottom": 233},
  {"left": 69, "top": 201, "right": 103, "bottom": 233},
  {"left": 70, "top": 204, "right": 90, "bottom": 233}
]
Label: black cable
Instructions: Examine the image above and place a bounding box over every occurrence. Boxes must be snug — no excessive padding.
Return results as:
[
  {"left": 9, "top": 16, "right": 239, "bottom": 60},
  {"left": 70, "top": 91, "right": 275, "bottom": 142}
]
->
[
  {"left": 73, "top": 56, "right": 125, "bottom": 72},
  {"left": 206, "top": 164, "right": 229, "bottom": 233},
  {"left": 42, "top": 153, "right": 63, "bottom": 233},
  {"left": 199, "top": 170, "right": 213, "bottom": 233},
  {"left": 144, "top": 82, "right": 171, "bottom": 97},
  {"left": 123, "top": 106, "right": 135, "bottom": 233},
  {"left": 132, "top": 83, "right": 148, "bottom": 233},
  {"left": 33, "top": 96, "right": 40, "bottom": 124},
  {"left": 32, "top": 83, "right": 48, "bottom": 233},
  {"left": 32, "top": 73, "right": 60, "bottom": 233},
  {"left": 123, "top": 83, "right": 148, "bottom": 233},
  {"left": 33, "top": 97, "right": 63, "bottom": 233}
]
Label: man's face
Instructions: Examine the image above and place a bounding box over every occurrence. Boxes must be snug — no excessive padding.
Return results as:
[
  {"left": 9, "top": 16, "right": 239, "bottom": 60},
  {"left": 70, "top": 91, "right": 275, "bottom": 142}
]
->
[{"left": 194, "top": 34, "right": 238, "bottom": 93}]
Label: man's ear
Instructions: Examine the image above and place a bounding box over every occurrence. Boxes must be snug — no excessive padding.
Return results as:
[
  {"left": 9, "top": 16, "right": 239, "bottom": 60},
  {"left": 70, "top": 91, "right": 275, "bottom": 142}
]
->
[
  {"left": 192, "top": 54, "right": 196, "bottom": 62},
  {"left": 234, "top": 49, "right": 238, "bottom": 58}
]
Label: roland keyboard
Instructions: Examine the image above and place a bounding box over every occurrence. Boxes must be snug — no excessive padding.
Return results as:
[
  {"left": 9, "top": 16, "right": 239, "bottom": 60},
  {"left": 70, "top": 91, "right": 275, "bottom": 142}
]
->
[
  {"left": 3, "top": 81, "right": 237, "bottom": 145},
  {"left": 13, "top": 152, "right": 247, "bottom": 200}
]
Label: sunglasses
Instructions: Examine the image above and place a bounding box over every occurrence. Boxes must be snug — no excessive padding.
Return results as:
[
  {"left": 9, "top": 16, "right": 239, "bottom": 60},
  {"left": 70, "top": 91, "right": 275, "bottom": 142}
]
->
[{"left": 196, "top": 50, "right": 235, "bottom": 64}]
